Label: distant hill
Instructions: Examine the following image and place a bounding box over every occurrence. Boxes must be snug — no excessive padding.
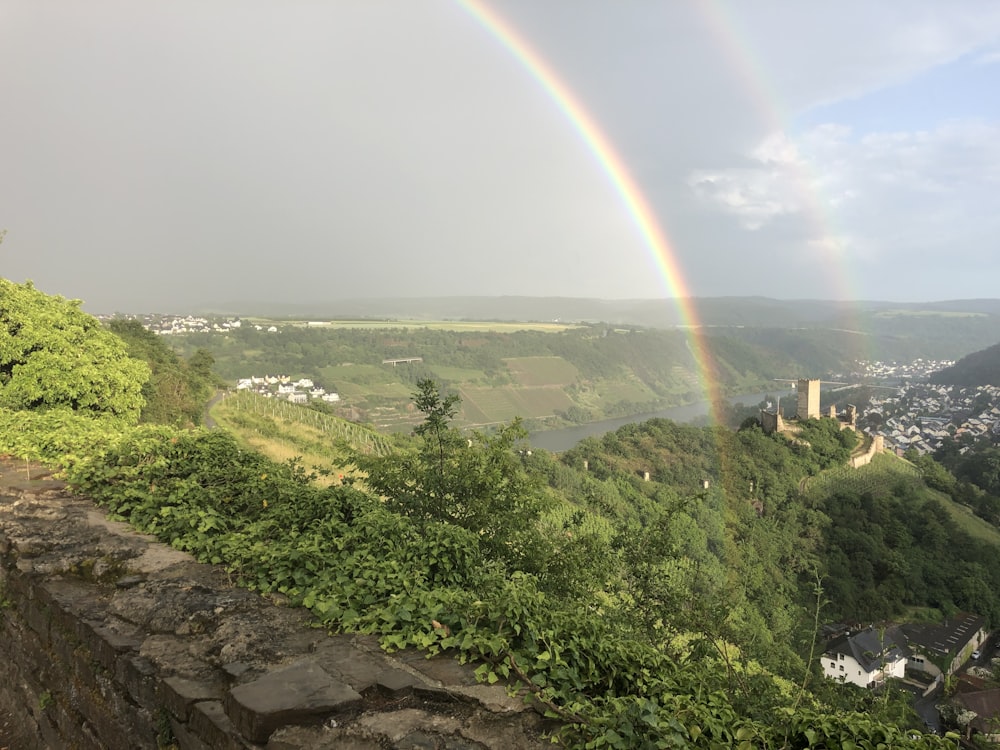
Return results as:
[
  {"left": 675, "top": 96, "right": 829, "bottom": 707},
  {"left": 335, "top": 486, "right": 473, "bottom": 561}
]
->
[
  {"left": 930, "top": 339, "right": 1000, "bottom": 387},
  {"left": 199, "top": 295, "right": 1000, "bottom": 360}
]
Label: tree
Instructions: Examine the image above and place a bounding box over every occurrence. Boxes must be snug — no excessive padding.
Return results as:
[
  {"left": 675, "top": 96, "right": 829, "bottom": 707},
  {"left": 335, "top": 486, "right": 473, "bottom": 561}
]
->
[
  {"left": 109, "top": 319, "right": 216, "bottom": 425},
  {"left": 412, "top": 378, "right": 462, "bottom": 498},
  {"left": 351, "top": 379, "right": 548, "bottom": 568},
  {"left": 0, "top": 280, "right": 148, "bottom": 421}
]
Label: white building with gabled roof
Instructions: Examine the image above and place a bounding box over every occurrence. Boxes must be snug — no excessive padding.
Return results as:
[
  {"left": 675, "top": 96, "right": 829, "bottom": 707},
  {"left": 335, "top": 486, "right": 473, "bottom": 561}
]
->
[{"left": 822, "top": 626, "right": 907, "bottom": 688}]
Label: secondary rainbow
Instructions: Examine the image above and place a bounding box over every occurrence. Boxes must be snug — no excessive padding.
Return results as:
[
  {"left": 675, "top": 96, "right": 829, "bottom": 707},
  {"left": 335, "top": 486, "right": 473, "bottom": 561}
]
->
[
  {"left": 694, "top": 0, "right": 872, "bottom": 364},
  {"left": 456, "top": 0, "right": 725, "bottom": 413}
]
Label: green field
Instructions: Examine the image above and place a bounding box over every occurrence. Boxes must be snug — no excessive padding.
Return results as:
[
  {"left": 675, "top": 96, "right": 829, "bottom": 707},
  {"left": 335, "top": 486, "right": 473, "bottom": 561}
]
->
[
  {"left": 428, "top": 365, "right": 490, "bottom": 382},
  {"left": 571, "top": 376, "right": 662, "bottom": 412},
  {"left": 208, "top": 392, "right": 392, "bottom": 479},
  {"left": 459, "top": 385, "right": 574, "bottom": 425},
  {"left": 318, "top": 364, "right": 398, "bottom": 386},
  {"left": 504, "top": 356, "right": 579, "bottom": 387}
]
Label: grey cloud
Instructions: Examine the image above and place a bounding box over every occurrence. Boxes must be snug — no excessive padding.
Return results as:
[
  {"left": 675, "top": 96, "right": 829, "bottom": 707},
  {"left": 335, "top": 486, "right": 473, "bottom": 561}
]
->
[{"left": 1, "top": 1, "right": 999, "bottom": 309}]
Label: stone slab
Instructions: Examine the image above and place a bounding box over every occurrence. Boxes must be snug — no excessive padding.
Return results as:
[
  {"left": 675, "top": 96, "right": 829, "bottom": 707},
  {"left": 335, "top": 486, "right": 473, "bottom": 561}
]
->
[
  {"left": 160, "top": 676, "right": 225, "bottom": 722},
  {"left": 225, "top": 660, "right": 362, "bottom": 743}
]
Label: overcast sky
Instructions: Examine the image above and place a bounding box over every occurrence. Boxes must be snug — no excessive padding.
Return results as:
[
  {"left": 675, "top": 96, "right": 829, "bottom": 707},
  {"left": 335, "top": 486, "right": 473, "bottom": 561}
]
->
[{"left": 2, "top": 1, "right": 1000, "bottom": 312}]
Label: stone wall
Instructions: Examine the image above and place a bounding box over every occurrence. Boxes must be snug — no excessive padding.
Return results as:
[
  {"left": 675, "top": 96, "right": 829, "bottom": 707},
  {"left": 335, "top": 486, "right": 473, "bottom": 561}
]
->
[
  {"left": 0, "top": 462, "right": 552, "bottom": 749},
  {"left": 850, "top": 434, "right": 884, "bottom": 469}
]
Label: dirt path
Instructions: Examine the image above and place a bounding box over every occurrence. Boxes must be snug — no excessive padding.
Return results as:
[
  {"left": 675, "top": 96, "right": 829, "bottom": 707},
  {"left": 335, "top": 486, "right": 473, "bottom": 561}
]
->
[{"left": 203, "top": 389, "right": 225, "bottom": 429}]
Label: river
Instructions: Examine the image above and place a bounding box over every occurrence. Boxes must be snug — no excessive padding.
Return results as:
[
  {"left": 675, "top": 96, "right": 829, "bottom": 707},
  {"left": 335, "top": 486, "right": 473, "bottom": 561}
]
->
[{"left": 528, "top": 389, "right": 794, "bottom": 452}]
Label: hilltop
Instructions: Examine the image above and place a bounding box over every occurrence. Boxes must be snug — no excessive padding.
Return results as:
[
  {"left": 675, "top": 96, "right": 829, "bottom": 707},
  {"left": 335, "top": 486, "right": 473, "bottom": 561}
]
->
[{"left": 930, "top": 338, "right": 1000, "bottom": 388}]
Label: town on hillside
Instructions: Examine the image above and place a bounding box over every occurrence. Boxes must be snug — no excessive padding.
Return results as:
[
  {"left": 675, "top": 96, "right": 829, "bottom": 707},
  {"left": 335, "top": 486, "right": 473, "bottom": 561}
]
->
[{"left": 773, "top": 359, "right": 1000, "bottom": 458}]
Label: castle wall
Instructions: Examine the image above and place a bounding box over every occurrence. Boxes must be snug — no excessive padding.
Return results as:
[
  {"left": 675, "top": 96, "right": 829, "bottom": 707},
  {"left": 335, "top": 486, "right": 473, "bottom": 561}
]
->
[
  {"left": 760, "top": 409, "right": 783, "bottom": 434},
  {"left": 850, "top": 434, "right": 885, "bottom": 469}
]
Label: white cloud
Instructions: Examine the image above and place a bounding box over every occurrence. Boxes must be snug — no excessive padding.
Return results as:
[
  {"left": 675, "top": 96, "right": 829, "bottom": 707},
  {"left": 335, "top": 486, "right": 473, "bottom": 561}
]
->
[
  {"left": 687, "top": 118, "right": 1000, "bottom": 269},
  {"left": 974, "top": 49, "right": 1000, "bottom": 65}
]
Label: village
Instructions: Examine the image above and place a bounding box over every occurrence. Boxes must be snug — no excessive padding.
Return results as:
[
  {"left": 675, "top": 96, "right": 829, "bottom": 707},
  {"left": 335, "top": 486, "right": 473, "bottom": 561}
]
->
[
  {"left": 233, "top": 374, "right": 341, "bottom": 405},
  {"left": 864, "top": 381, "right": 1000, "bottom": 457},
  {"left": 97, "top": 313, "right": 278, "bottom": 334}
]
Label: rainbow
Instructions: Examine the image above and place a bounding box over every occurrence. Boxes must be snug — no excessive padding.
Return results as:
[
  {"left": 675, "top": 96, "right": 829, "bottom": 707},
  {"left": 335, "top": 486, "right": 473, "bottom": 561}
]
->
[
  {"left": 694, "top": 0, "right": 872, "bottom": 363},
  {"left": 456, "top": 0, "right": 726, "bottom": 417}
]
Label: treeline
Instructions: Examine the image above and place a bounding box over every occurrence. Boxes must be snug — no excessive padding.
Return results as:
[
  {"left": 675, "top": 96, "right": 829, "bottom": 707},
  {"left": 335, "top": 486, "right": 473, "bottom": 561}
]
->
[
  {"left": 170, "top": 324, "right": 700, "bottom": 385},
  {"left": 108, "top": 319, "right": 219, "bottom": 426}
]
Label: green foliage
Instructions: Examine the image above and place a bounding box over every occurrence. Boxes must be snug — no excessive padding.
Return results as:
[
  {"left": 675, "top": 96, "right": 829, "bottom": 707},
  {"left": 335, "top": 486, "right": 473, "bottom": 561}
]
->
[
  {"left": 350, "top": 379, "right": 550, "bottom": 570},
  {"left": 108, "top": 318, "right": 217, "bottom": 425},
  {"left": 0, "top": 279, "right": 148, "bottom": 420},
  {"left": 793, "top": 418, "right": 859, "bottom": 471},
  {"left": 0, "top": 408, "right": 127, "bottom": 464},
  {"left": 54, "top": 407, "right": 955, "bottom": 747},
  {"left": 816, "top": 467, "right": 1000, "bottom": 625}
]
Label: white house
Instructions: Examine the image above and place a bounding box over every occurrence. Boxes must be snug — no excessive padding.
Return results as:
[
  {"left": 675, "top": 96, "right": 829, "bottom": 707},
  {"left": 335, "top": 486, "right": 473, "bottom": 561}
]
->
[{"left": 822, "top": 626, "right": 907, "bottom": 688}]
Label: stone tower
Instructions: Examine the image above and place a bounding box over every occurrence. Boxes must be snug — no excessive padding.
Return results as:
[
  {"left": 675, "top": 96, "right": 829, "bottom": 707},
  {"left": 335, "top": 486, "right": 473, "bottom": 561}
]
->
[{"left": 796, "top": 378, "right": 821, "bottom": 420}]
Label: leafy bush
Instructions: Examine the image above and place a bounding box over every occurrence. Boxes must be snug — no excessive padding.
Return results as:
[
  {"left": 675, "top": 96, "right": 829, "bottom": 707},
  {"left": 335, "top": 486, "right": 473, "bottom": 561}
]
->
[
  {"left": 0, "top": 408, "right": 128, "bottom": 464},
  {"left": 0, "top": 280, "right": 148, "bottom": 420}
]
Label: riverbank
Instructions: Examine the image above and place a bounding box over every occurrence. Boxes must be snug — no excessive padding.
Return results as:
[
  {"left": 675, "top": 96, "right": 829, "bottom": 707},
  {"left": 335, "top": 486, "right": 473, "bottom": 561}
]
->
[{"left": 529, "top": 389, "right": 793, "bottom": 452}]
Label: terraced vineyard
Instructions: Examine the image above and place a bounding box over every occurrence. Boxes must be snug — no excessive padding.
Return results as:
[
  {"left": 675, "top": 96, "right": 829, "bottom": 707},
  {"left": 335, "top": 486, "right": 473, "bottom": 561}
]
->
[
  {"left": 805, "top": 451, "right": 1000, "bottom": 545},
  {"left": 209, "top": 392, "right": 393, "bottom": 477},
  {"left": 504, "top": 356, "right": 578, "bottom": 386},
  {"left": 459, "top": 385, "right": 574, "bottom": 425}
]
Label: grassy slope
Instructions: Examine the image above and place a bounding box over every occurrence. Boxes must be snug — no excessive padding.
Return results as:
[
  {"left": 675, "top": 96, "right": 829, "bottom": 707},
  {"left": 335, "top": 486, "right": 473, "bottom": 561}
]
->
[
  {"left": 208, "top": 392, "right": 393, "bottom": 481},
  {"left": 807, "top": 451, "right": 1000, "bottom": 546}
]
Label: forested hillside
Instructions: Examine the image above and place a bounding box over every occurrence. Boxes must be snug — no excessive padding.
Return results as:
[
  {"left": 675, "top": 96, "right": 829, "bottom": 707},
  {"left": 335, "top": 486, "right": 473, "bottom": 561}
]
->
[
  {"left": 108, "top": 318, "right": 220, "bottom": 425},
  {"left": 930, "top": 338, "right": 1000, "bottom": 387},
  {"left": 165, "top": 309, "right": 999, "bottom": 435},
  {"left": 206, "top": 295, "right": 1000, "bottom": 358},
  {"left": 561, "top": 418, "right": 1000, "bottom": 629}
]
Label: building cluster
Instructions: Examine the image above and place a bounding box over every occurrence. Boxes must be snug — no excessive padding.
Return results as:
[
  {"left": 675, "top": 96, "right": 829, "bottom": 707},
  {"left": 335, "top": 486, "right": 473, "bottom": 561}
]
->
[
  {"left": 101, "top": 313, "right": 281, "bottom": 335},
  {"left": 764, "top": 363, "right": 1000, "bottom": 458},
  {"left": 235, "top": 375, "right": 340, "bottom": 405},
  {"left": 823, "top": 613, "right": 1000, "bottom": 737},
  {"left": 866, "top": 383, "right": 1000, "bottom": 456},
  {"left": 823, "top": 612, "right": 986, "bottom": 690},
  {"left": 844, "top": 358, "right": 956, "bottom": 381}
]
